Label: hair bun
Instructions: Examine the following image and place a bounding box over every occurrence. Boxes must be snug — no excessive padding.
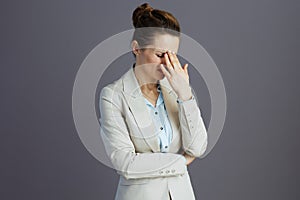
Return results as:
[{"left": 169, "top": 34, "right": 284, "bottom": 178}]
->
[{"left": 132, "top": 3, "right": 154, "bottom": 28}]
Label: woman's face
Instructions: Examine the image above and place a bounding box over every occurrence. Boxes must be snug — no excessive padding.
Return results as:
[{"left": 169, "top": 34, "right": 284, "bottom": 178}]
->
[{"left": 134, "top": 33, "right": 180, "bottom": 82}]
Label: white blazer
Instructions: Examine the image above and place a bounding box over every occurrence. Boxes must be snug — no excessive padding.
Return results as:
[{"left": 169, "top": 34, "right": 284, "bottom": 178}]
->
[{"left": 99, "top": 65, "right": 208, "bottom": 200}]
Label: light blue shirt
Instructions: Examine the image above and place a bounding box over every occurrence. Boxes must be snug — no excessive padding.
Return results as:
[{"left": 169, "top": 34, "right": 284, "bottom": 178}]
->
[{"left": 143, "top": 84, "right": 173, "bottom": 153}]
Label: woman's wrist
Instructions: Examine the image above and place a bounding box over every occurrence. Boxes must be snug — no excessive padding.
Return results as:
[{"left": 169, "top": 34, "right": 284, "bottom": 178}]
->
[{"left": 177, "top": 89, "right": 192, "bottom": 102}]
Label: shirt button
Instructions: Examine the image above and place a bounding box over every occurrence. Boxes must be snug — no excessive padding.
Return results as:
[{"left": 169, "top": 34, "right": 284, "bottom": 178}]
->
[
  {"left": 160, "top": 127, "right": 163, "bottom": 130},
  {"left": 155, "top": 111, "right": 158, "bottom": 114},
  {"left": 165, "top": 146, "right": 168, "bottom": 148}
]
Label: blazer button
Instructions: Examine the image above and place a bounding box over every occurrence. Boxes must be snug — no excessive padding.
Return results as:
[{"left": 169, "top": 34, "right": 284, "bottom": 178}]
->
[
  {"left": 171, "top": 169, "right": 175, "bottom": 173},
  {"left": 165, "top": 170, "right": 170, "bottom": 174},
  {"left": 159, "top": 170, "right": 163, "bottom": 174}
]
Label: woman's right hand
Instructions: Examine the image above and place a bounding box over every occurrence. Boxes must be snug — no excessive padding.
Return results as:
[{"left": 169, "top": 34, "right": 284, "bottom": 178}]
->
[{"left": 160, "top": 51, "right": 193, "bottom": 101}]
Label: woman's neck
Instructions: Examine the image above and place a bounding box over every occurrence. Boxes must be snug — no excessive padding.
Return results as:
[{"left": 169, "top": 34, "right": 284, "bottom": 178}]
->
[{"left": 133, "top": 64, "right": 159, "bottom": 94}]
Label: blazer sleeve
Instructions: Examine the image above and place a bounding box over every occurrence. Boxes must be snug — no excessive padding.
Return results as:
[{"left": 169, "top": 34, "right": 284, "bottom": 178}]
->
[
  {"left": 99, "top": 86, "right": 187, "bottom": 180},
  {"left": 177, "top": 94, "right": 208, "bottom": 157}
]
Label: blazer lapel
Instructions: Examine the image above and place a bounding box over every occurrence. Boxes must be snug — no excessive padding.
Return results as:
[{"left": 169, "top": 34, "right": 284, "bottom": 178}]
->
[{"left": 123, "top": 66, "right": 160, "bottom": 152}]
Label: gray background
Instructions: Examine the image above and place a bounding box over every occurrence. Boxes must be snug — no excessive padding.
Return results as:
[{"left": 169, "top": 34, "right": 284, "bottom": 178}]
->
[{"left": 1, "top": 0, "right": 299, "bottom": 199}]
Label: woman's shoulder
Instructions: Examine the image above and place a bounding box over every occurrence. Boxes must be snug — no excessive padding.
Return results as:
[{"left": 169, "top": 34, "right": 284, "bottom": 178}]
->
[
  {"left": 100, "top": 79, "right": 123, "bottom": 100},
  {"left": 100, "top": 67, "right": 133, "bottom": 99}
]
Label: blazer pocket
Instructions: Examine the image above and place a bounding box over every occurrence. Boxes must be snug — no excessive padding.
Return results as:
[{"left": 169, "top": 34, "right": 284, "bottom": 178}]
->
[{"left": 119, "top": 176, "right": 150, "bottom": 185}]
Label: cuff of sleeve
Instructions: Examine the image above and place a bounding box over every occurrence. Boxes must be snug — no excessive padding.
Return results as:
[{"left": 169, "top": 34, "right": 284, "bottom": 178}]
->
[{"left": 176, "top": 95, "right": 195, "bottom": 104}]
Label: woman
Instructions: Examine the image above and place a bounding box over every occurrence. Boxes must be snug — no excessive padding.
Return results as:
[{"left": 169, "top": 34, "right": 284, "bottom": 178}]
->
[{"left": 99, "top": 3, "right": 208, "bottom": 200}]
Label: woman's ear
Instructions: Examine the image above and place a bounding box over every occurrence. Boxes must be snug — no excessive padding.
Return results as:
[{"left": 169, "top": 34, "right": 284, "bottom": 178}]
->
[{"left": 131, "top": 40, "right": 140, "bottom": 56}]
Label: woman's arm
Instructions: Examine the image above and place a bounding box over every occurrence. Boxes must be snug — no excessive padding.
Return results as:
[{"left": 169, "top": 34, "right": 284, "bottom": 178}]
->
[
  {"left": 99, "top": 86, "right": 187, "bottom": 180},
  {"left": 177, "top": 94, "right": 208, "bottom": 158},
  {"left": 160, "top": 51, "right": 208, "bottom": 158}
]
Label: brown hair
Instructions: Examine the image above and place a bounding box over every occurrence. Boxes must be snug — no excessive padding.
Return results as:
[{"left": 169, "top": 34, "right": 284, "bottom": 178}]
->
[{"left": 131, "top": 3, "right": 181, "bottom": 56}]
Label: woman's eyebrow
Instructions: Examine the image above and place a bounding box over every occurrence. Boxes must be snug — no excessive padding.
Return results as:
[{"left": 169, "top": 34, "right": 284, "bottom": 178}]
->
[{"left": 154, "top": 49, "right": 167, "bottom": 53}]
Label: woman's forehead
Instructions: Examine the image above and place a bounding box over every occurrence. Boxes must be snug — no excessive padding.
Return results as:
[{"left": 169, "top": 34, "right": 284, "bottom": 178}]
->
[
  {"left": 142, "top": 34, "right": 179, "bottom": 53},
  {"left": 144, "top": 46, "right": 178, "bottom": 53}
]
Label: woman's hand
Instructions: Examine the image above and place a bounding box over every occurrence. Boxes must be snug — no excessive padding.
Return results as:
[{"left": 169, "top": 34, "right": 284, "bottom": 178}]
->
[
  {"left": 183, "top": 152, "right": 196, "bottom": 165},
  {"left": 160, "top": 51, "right": 193, "bottom": 101}
]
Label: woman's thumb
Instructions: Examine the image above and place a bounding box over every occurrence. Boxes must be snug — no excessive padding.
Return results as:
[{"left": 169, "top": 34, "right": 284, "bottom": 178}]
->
[{"left": 184, "top": 64, "right": 189, "bottom": 73}]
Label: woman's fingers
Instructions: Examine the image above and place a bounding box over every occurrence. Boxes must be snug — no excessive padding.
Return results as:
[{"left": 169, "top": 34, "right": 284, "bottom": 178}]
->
[
  {"left": 167, "top": 51, "right": 182, "bottom": 71},
  {"left": 164, "top": 50, "right": 190, "bottom": 84},
  {"left": 183, "top": 63, "right": 188, "bottom": 74},
  {"left": 164, "top": 51, "right": 175, "bottom": 75},
  {"left": 184, "top": 64, "right": 189, "bottom": 78},
  {"left": 160, "top": 64, "right": 171, "bottom": 79}
]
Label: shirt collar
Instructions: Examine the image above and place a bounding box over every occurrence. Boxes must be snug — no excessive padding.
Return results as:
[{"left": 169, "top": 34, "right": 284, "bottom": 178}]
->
[{"left": 144, "top": 84, "right": 164, "bottom": 108}]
